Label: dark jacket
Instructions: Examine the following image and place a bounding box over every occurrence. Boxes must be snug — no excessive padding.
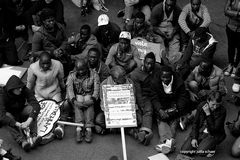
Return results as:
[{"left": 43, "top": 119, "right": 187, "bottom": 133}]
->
[
  {"left": 0, "top": 75, "right": 40, "bottom": 127},
  {"left": 130, "top": 63, "right": 161, "bottom": 109},
  {"left": 190, "top": 102, "right": 226, "bottom": 141},
  {"left": 151, "top": 2, "right": 182, "bottom": 29},
  {"left": 151, "top": 71, "right": 190, "bottom": 118}
]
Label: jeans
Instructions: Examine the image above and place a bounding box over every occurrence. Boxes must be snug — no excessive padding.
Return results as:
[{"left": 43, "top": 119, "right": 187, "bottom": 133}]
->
[
  {"left": 157, "top": 119, "right": 178, "bottom": 144},
  {"left": 0, "top": 39, "right": 19, "bottom": 68},
  {"left": 74, "top": 95, "right": 94, "bottom": 128},
  {"left": 139, "top": 98, "right": 153, "bottom": 133},
  {"left": 226, "top": 26, "right": 240, "bottom": 67},
  {"left": 6, "top": 105, "right": 38, "bottom": 144},
  {"left": 181, "top": 132, "right": 226, "bottom": 157}
]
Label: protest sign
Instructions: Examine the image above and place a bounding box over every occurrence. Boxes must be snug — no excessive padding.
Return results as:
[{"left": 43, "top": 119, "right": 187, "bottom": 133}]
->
[
  {"left": 102, "top": 84, "right": 137, "bottom": 128},
  {"left": 37, "top": 100, "right": 60, "bottom": 137},
  {"left": 131, "top": 37, "right": 163, "bottom": 63}
]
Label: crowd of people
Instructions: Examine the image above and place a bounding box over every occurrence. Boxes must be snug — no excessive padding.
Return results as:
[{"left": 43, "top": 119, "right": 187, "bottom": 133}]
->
[{"left": 0, "top": 0, "right": 240, "bottom": 159}]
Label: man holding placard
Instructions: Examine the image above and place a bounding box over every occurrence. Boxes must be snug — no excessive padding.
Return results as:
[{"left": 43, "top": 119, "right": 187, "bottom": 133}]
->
[{"left": 0, "top": 75, "right": 42, "bottom": 152}]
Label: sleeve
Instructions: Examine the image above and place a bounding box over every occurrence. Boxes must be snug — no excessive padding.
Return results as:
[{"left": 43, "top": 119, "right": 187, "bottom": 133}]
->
[
  {"left": 66, "top": 74, "right": 75, "bottom": 102},
  {"left": 200, "top": 5, "right": 211, "bottom": 28},
  {"left": 24, "top": 87, "right": 41, "bottom": 120},
  {"left": 190, "top": 105, "right": 202, "bottom": 139},
  {"left": 178, "top": 5, "right": 191, "bottom": 34},
  {"left": 0, "top": 95, "right": 16, "bottom": 127},
  {"left": 105, "top": 44, "right": 117, "bottom": 66},
  {"left": 130, "top": 72, "right": 144, "bottom": 109},
  {"left": 26, "top": 66, "right": 36, "bottom": 91},
  {"left": 150, "top": 4, "right": 162, "bottom": 27},
  {"left": 206, "top": 107, "right": 226, "bottom": 136},
  {"left": 57, "top": 62, "right": 65, "bottom": 90},
  {"left": 92, "top": 72, "right": 100, "bottom": 100},
  {"left": 99, "top": 80, "right": 107, "bottom": 111},
  {"left": 54, "top": 0, "right": 65, "bottom": 25}
]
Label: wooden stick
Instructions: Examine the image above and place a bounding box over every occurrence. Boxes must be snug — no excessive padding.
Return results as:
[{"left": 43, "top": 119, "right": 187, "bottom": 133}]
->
[
  {"left": 57, "top": 121, "right": 84, "bottom": 127},
  {"left": 121, "top": 127, "right": 127, "bottom": 160}
]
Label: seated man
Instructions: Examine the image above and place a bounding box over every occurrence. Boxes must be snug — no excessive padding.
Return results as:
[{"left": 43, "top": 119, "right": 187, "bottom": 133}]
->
[
  {"left": 0, "top": 75, "right": 42, "bottom": 152},
  {"left": 151, "top": 66, "right": 190, "bottom": 154},
  {"left": 31, "top": 8, "right": 72, "bottom": 75},
  {"left": 186, "top": 60, "right": 226, "bottom": 103},
  {"left": 150, "top": 0, "right": 182, "bottom": 66},
  {"left": 181, "top": 91, "right": 226, "bottom": 158},
  {"left": 178, "top": 0, "right": 211, "bottom": 47},
  {"left": 93, "top": 14, "right": 121, "bottom": 62},
  {"left": 125, "top": 11, "right": 161, "bottom": 43},
  {"left": 95, "top": 65, "right": 142, "bottom": 140},
  {"left": 27, "top": 51, "right": 65, "bottom": 102},
  {"left": 55, "top": 58, "right": 100, "bottom": 143},
  {"left": 176, "top": 27, "right": 217, "bottom": 75},
  {"left": 105, "top": 31, "right": 141, "bottom": 73},
  {"left": 67, "top": 24, "right": 101, "bottom": 60},
  {"left": 130, "top": 52, "right": 162, "bottom": 145}
]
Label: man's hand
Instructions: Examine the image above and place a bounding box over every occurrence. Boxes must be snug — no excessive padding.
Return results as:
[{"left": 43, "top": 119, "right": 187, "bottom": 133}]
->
[
  {"left": 159, "top": 109, "right": 169, "bottom": 119},
  {"left": 189, "top": 91, "right": 199, "bottom": 102},
  {"left": 202, "top": 103, "right": 211, "bottom": 116},
  {"left": 187, "top": 31, "right": 195, "bottom": 38},
  {"left": 191, "top": 139, "right": 198, "bottom": 148},
  {"left": 21, "top": 118, "right": 33, "bottom": 129},
  {"left": 53, "top": 48, "right": 63, "bottom": 58},
  {"left": 84, "top": 98, "right": 94, "bottom": 106}
]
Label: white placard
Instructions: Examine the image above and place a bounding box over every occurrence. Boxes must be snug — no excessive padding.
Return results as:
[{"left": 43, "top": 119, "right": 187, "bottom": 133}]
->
[
  {"left": 102, "top": 84, "right": 137, "bottom": 128},
  {"left": 0, "top": 66, "right": 24, "bottom": 86},
  {"left": 37, "top": 100, "right": 60, "bottom": 137}
]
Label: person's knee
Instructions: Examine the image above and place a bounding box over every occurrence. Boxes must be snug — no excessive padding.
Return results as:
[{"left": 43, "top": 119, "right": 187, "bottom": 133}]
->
[
  {"left": 232, "top": 138, "right": 240, "bottom": 157},
  {"left": 188, "top": 81, "right": 199, "bottom": 93}
]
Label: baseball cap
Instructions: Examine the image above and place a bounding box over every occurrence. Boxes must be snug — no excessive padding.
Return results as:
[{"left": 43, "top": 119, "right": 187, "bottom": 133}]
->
[
  {"left": 98, "top": 14, "right": 109, "bottom": 26},
  {"left": 119, "top": 31, "right": 131, "bottom": 40}
]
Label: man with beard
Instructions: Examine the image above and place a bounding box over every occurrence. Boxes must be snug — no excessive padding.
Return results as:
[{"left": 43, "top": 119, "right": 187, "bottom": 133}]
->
[
  {"left": 130, "top": 52, "right": 161, "bottom": 145},
  {"left": 186, "top": 60, "right": 226, "bottom": 103},
  {"left": 105, "top": 31, "right": 141, "bottom": 73}
]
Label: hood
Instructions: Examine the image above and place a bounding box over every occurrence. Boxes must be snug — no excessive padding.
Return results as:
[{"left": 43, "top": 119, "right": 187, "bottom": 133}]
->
[{"left": 5, "top": 75, "right": 25, "bottom": 93}]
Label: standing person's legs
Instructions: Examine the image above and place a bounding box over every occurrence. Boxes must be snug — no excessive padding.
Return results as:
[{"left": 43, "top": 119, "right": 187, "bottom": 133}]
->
[{"left": 4, "top": 40, "right": 20, "bottom": 66}]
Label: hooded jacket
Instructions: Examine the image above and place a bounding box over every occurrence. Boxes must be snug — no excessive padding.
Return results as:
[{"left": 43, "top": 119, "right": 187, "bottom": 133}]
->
[{"left": 0, "top": 75, "right": 40, "bottom": 127}]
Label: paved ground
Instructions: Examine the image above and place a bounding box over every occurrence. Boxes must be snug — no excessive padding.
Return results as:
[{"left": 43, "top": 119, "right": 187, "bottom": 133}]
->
[{"left": 1, "top": 0, "right": 240, "bottom": 160}]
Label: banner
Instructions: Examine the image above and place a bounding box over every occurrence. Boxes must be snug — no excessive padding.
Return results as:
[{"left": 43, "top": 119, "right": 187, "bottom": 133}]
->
[
  {"left": 131, "top": 37, "right": 163, "bottom": 63},
  {"left": 37, "top": 100, "right": 60, "bottom": 137},
  {"left": 102, "top": 84, "right": 137, "bottom": 128}
]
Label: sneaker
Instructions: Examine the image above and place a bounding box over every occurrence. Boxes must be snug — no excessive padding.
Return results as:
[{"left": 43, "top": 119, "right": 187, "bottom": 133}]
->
[
  {"left": 206, "top": 151, "right": 215, "bottom": 157},
  {"left": 40, "top": 132, "right": 55, "bottom": 145},
  {"left": 155, "top": 138, "right": 175, "bottom": 154},
  {"left": 231, "top": 67, "right": 237, "bottom": 77},
  {"left": 54, "top": 125, "right": 64, "bottom": 139},
  {"left": 117, "top": 9, "right": 125, "bottom": 18},
  {"left": 76, "top": 129, "right": 84, "bottom": 143},
  {"left": 21, "top": 140, "right": 31, "bottom": 152},
  {"left": 224, "top": 64, "right": 233, "bottom": 76},
  {"left": 85, "top": 130, "right": 93, "bottom": 143},
  {"left": 232, "top": 83, "right": 240, "bottom": 93},
  {"left": 31, "top": 135, "right": 42, "bottom": 148}
]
